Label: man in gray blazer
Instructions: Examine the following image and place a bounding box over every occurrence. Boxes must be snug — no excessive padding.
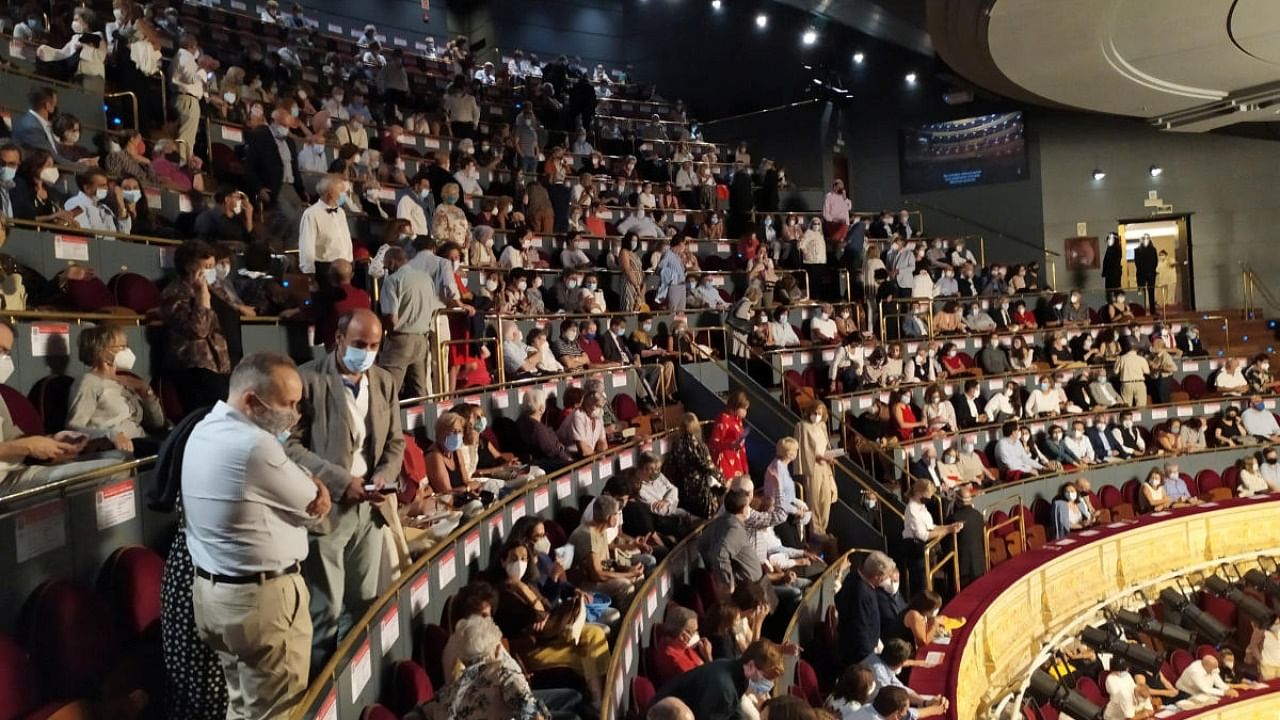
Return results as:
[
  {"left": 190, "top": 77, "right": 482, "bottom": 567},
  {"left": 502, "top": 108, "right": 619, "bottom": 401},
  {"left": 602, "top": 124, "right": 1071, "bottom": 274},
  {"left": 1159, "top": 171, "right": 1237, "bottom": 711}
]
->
[
  {"left": 286, "top": 307, "right": 405, "bottom": 670},
  {"left": 11, "top": 86, "right": 80, "bottom": 166}
]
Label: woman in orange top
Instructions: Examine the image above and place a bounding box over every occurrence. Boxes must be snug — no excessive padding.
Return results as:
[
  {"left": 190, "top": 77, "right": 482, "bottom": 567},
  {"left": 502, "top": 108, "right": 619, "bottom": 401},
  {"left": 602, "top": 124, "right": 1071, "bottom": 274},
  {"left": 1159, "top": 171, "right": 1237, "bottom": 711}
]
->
[
  {"left": 890, "top": 389, "right": 926, "bottom": 441},
  {"left": 709, "top": 390, "right": 751, "bottom": 480}
]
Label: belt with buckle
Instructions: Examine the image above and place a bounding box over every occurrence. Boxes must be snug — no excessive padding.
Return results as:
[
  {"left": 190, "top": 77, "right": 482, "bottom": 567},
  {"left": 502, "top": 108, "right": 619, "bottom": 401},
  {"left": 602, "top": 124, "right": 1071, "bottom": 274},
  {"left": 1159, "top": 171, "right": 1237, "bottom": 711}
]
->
[{"left": 195, "top": 561, "right": 301, "bottom": 585}]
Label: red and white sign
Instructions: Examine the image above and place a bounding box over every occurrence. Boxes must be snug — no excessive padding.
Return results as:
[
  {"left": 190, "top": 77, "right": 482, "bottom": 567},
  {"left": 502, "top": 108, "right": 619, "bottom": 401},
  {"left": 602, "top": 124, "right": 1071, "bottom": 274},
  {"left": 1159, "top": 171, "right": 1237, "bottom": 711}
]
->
[{"left": 95, "top": 478, "right": 136, "bottom": 530}]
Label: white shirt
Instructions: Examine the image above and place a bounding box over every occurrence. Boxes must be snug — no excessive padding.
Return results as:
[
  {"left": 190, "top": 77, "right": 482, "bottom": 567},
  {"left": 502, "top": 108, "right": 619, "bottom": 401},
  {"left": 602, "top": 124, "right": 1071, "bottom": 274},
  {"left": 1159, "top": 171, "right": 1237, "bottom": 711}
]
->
[
  {"left": 344, "top": 374, "right": 370, "bottom": 479},
  {"left": 172, "top": 47, "right": 206, "bottom": 98},
  {"left": 1261, "top": 460, "right": 1280, "bottom": 491},
  {"left": 182, "top": 402, "right": 316, "bottom": 575},
  {"left": 810, "top": 316, "right": 838, "bottom": 342},
  {"left": 1064, "top": 433, "right": 1096, "bottom": 463},
  {"left": 995, "top": 436, "right": 1043, "bottom": 474},
  {"left": 499, "top": 245, "right": 524, "bottom": 269},
  {"left": 66, "top": 191, "right": 130, "bottom": 234},
  {"left": 638, "top": 473, "right": 680, "bottom": 514},
  {"left": 984, "top": 392, "right": 1016, "bottom": 419},
  {"left": 798, "top": 229, "right": 826, "bottom": 264},
  {"left": 297, "top": 144, "right": 329, "bottom": 175},
  {"left": 770, "top": 321, "right": 800, "bottom": 348},
  {"left": 1215, "top": 368, "right": 1248, "bottom": 392},
  {"left": 298, "top": 200, "right": 354, "bottom": 273},
  {"left": 1024, "top": 389, "right": 1062, "bottom": 416},
  {"left": 1261, "top": 626, "right": 1280, "bottom": 668},
  {"left": 1242, "top": 407, "right": 1280, "bottom": 437},
  {"left": 1102, "top": 671, "right": 1138, "bottom": 720},
  {"left": 396, "top": 194, "right": 430, "bottom": 238},
  {"left": 130, "top": 37, "right": 162, "bottom": 76},
  {"left": 560, "top": 248, "right": 591, "bottom": 269},
  {"left": 903, "top": 499, "right": 935, "bottom": 541},
  {"left": 1175, "top": 661, "right": 1229, "bottom": 697}
]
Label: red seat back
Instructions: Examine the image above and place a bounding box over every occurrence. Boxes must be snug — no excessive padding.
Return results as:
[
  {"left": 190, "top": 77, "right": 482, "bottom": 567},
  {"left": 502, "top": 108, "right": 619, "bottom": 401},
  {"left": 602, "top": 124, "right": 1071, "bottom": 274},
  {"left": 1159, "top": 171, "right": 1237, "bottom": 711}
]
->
[
  {"left": 0, "top": 385, "right": 43, "bottom": 436},
  {"left": 109, "top": 272, "right": 161, "bottom": 314},
  {"left": 389, "top": 660, "right": 434, "bottom": 716},
  {"left": 20, "top": 580, "right": 119, "bottom": 698},
  {"left": 793, "top": 658, "right": 823, "bottom": 707},
  {"left": 629, "top": 675, "right": 656, "bottom": 720},
  {"left": 1170, "top": 649, "right": 1194, "bottom": 677},
  {"left": 1222, "top": 466, "right": 1240, "bottom": 492},
  {"left": 1099, "top": 485, "right": 1123, "bottom": 509},
  {"left": 1073, "top": 676, "right": 1105, "bottom": 706},
  {"left": 27, "top": 375, "right": 73, "bottom": 436},
  {"left": 99, "top": 545, "right": 164, "bottom": 641},
  {"left": 64, "top": 276, "right": 115, "bottom": 313},
  {"left": 613, "top": 393, "right": 640, "bottom": 422},
  {"left": 0, "top": 634, "right": 42, "bottom": 720},
  {"left": 1196, "top": 469, "right": 1222, "bottom": 492},
  {"left": 1182, "top": 374, "right": 1208, "bottom": 399},
  {"left": 359, "top": 704, "right": 398, "bottom": 720},
  {"left": 1200, "top": 594, "right": 1236, "bottom": 628},
  {"left": 418, "top": 624, "right": 449, "bottom": 690},
  {"left": 1121, "top": 479, "right": 1140, "bottom": 508}
]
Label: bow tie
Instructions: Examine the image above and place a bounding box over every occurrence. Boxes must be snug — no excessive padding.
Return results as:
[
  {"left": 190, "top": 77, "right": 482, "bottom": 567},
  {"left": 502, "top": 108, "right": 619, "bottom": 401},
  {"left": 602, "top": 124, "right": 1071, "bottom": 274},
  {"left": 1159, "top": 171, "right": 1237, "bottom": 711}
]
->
[{"left": 325, "top": 207, "right": 339, "bottom": 214}]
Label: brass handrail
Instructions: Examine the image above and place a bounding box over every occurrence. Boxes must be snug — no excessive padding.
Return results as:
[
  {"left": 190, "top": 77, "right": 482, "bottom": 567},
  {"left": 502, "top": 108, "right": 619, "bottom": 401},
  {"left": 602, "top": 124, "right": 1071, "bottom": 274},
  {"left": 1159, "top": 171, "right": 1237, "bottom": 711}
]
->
[
  {"left": 922, "top": 526, "right": 961, "bottom": 595},
  {"left": 598, "top": 520, "right": 710, "bottom": 720},
  {"left": 4, "top": 216, "right": 183, "bottom": 246},
  {"left": 104, "top": 91, "right": 140, "bottom": 134},
  {"left": 289, "top": 427, "right": 681, "bottom": 720},
  {"left": 0, "top": 456, "right": 155, "bottom": 508},
  {"left": 983, "top": 502, "right": 1028, "bottom": 570}
]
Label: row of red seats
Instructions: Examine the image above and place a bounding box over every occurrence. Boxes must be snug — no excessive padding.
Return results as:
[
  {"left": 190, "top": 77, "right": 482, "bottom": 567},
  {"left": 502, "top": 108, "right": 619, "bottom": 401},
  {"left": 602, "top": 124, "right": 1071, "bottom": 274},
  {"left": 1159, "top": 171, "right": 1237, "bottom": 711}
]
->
[{"left": 0, "top": 546, "right": 162, "bottom": 720}]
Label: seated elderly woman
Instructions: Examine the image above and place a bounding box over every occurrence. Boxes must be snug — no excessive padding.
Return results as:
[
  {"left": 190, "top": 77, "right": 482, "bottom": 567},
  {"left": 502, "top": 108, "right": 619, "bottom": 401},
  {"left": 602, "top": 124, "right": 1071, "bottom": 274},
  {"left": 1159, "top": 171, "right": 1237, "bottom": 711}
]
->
[
  {"left": 515, "top": 389, "right": 573, "bottom": 471},
  {"left": 455, "top": 403, "right": 545, "bottom": 486},
  {"left": 424, "top": 412, "right": 503, "bottom": 513},
  {"left": 407, "top": 615, "right": 567, "bottom": 720},
  {"left": 66, "top": 324, "right": 169, "bottom": 457}
]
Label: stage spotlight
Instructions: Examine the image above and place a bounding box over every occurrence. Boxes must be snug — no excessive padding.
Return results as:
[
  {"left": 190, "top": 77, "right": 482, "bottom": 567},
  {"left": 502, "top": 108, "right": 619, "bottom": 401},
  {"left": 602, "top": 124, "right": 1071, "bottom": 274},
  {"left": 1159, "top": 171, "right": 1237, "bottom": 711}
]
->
[
  {"left": 905, "top": 72, "right": 917, "bottom": 84},
  {"left": 755, "top": 12, "right": 768, "bottom": 28},
  {"left": 1080, "top": 627, "right": 1163, "bottom": 674},
  {"left": 1028, "top": 670, "right": 1103, "bottom": 720},
  {"left": 710, "top": 0, "right": 721, "bottom": 9},
  {"left": 1112, "top": 608, "right": 1194, "bottom": 649},
  {"left": 1160, "top": 587, "right": 1230, "bottom": 645},
  {"left": 802, "top": 28, "right": 817, "bottom": 45},
  {"left": 1204, "top": 575, "right": 1277, "bottom": 627},
  {"left": 1149, "top": 165, "right": 1163, "bottom": 177},
  {"left": 853, "top": 51, "right": 865, "bottom": 64},
  {"left": 1092, "top": 168, "right": 1106, "bottom": 181}
]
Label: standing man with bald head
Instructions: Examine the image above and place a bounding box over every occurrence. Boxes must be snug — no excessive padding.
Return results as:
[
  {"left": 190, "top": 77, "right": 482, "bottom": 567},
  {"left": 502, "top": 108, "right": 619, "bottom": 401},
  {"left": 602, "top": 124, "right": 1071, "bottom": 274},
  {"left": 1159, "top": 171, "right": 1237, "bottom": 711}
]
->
[
  {"left": 286, "top": 308, "right": 404, "bottom": 670},
  {"left": 244, "top": 104, "right": 308, "bottom": 248}
]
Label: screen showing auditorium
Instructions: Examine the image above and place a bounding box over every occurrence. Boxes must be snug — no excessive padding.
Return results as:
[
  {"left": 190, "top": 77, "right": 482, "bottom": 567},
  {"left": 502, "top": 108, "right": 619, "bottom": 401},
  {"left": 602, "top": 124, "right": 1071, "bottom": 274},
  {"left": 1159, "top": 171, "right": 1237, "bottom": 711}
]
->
[{"left": 899, "top": 111, "right": 1028, "bottom": 194}]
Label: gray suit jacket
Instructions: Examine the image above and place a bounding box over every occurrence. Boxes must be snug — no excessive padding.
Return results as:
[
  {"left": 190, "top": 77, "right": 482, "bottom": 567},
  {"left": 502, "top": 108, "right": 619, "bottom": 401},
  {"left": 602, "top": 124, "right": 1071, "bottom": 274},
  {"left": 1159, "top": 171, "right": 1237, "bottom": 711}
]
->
[
  {"left": 11, "top": 111, "right": 69, "bottom": 165},
  {"left": 286, "top": 352, "right": 405, "bottom": 504}
]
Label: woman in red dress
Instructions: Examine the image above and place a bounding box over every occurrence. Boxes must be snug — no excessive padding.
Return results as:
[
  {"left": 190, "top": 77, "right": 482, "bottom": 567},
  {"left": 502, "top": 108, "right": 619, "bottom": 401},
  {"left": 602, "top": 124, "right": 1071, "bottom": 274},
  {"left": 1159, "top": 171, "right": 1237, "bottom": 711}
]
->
[
  {"left": 890, "top": 389, "right": 927, "bottom": 442},
  {"left": 709, "top": 390, "right": 751, "bottom": 480},
  {"left": 441, "top": 242, "right": 491, "bottom": 391}
]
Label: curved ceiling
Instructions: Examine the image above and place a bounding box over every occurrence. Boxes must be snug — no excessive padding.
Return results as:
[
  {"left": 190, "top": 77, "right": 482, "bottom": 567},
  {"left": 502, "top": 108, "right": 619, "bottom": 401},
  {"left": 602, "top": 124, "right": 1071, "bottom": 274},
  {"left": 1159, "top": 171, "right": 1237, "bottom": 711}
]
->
[{"left": 929, "top": 0, "right": 1280, "bottom": 132}]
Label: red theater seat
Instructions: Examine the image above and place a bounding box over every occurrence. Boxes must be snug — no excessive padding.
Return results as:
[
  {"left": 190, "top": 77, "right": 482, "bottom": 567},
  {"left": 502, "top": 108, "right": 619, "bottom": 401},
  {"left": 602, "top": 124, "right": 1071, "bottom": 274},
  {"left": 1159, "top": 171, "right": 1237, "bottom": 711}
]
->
[
  {"left": 99, "top": 546, "right": 164, "bottom": 641},
  {"left": 389, "top": 660, "right": 435, "bottom": 716},
  {"left": 628, "top": 675, "right": 655, "bottom": 720},
  {"left": 359, "top": 704, "right": 397, "bottom": 720},
  {"left": 108, "top": 273, "right": 161, "bottom": 315}
]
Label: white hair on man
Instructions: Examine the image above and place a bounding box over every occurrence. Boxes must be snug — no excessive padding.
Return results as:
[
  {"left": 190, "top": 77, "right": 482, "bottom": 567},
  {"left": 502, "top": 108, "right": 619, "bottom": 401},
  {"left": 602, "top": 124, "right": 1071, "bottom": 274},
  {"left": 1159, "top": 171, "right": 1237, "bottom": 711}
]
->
[{"left": 453, "top": 615, "right": 503, "bottom": 665}]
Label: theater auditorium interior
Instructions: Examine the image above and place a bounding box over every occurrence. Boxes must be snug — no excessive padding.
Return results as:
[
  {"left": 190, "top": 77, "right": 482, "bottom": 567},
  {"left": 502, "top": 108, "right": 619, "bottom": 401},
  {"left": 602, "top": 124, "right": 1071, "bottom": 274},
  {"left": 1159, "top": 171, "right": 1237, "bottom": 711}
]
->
[{"left": 1, "top": 0, "right": 1280, "bottom": 719}]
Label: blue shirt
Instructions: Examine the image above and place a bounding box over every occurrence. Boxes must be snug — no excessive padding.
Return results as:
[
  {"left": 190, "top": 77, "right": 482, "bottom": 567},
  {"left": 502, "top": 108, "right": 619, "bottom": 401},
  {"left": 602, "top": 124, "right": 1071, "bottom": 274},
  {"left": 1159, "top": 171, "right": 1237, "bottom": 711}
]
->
[
  {"left": 658, "top": 248, "right": 686, "bottom": 288},
  {"left": 1164, "top": 474, "right": 1192, "bottom": 501}
]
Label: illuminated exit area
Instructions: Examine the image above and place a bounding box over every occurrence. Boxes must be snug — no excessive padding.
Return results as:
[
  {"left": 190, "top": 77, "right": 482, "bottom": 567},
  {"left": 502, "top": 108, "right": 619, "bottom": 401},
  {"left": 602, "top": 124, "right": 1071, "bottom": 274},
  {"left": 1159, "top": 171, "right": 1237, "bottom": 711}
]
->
[{"left": 1118, "top": 215, "right": 1193, "bottom": 311}]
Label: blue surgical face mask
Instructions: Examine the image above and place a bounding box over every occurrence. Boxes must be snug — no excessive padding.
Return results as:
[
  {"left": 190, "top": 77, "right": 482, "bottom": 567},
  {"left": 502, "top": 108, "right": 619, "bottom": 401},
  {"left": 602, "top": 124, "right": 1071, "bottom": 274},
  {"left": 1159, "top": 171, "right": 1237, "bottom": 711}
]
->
[
  {"left": 341, "top": 344, "right": 377, "bottom": 374},
  {"left": 337, "top": 193, "right": 349, "bottom": 207},
  {"left": 474, "top": 416, "right": 488, "bottom": 433},
  {"left": 442, "top": 432, "right": 463, "bottom": 453},
  {"left": 749, "top": 677, "right": 774, "bottom": 697},
  {"left": 122, "top": 189, "right": 142, "bottom": 203},
  {"left": 0, "top": 167, "right": 15, "bottom": 183},
  {"left": 276, "top": 430, "right": 291, "bottom": 444}
]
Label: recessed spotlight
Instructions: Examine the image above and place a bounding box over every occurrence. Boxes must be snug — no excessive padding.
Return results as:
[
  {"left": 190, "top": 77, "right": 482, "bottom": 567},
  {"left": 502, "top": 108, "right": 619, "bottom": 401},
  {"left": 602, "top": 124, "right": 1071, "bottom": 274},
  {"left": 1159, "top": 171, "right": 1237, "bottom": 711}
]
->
[
  {"left": 1149, "top": 165, "right": 1163, "bottom": 177},
  {"left": 802, "top": 28, "right": 818, "bottom": 46},
  {"left": 755, "top": 12, "right": 768, "bottom": 28},
  {"left": 812, "top": 78, "right": 823, "bottom": 86},
  {"left": 1092, "top": 168, "right": 1106, "bottom": 181},
  {"left": 852, "top": 51, "right": 865, "bottom": 64},
  {"left": 710, "top": 0, "right": 721, "bottom": 9},
  {"left": 905, "top": 72, "right": 917, "bottom": 84}
]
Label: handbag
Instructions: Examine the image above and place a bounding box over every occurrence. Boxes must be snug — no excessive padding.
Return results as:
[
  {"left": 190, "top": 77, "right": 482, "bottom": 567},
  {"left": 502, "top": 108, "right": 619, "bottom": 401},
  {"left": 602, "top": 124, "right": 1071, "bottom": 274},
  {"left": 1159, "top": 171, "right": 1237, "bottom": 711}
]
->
[{"left": 537, "top": 594, "right": 586, "bottom": 643}]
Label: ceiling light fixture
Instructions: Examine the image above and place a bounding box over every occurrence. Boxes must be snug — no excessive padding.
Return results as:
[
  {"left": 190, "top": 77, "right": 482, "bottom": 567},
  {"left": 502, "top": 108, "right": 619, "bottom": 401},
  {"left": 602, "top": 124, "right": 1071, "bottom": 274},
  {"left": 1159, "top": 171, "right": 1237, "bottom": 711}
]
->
[
  {"left": 905, "top": 72, "right": 917, "bottom": 84},
  {"left": 1092, "top": 168, "right": 1106, "bottom": 181},
  {"left": 710, "top": 0, "right": 721, "bottom": 10},
  {"left": 802, "top": 28, "right": 818, "bottom": 46},
  {"left": 755, "top": 13, "right": 768, "bottom": 28},
  {"left": 852, "top": 51, "right": 865, "bottom": 64},
  {"left": 1149, "top": 165, "right": 1163, "bottom": 177}
]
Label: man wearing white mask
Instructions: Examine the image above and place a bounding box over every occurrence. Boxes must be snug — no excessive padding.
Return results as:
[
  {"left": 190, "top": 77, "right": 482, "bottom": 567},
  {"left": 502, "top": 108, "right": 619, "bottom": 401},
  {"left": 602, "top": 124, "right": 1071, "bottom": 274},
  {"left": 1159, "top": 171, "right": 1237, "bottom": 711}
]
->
[
  {"left": 0, "top": 321, "right": 127, "bottom": 496},
  {"left": 170, "top": 33, "right": 212, "bottom": 162},
  {"left": 194, "top": 188, "right": 253, "bottom": 243},
  {"left": 0, "top": 144, "right": 19, "bottom": 219},
  {"left": 286, "top": 308, "right": 404, "bottom": 671},
  {"left": 65, "top": 168, "right": 130, "bottom": 233},
  {"left": 298, "top": 174, "right": 353, "bottom": 286},
  {"left": 396, "top": 173, "right": 435, "bottom": 240}
]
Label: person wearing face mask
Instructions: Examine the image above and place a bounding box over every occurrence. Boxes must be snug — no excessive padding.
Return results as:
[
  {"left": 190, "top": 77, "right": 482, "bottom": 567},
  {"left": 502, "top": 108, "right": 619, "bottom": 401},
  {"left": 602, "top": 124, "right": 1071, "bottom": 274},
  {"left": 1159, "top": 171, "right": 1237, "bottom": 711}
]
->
[
  {"left": 0, "top": 144, "right": 19, "bottom": 220},
  {"left": 1132, "top": 233, "right": 1159, "bottom": 311},
  {"left": 556, "top": 390, "right": 609, "bottom": 458},
  {"left": 902, "top": 478, "right": 964, "bottom": 594},
  {"left": 160, "top": 240, "right": 232, "bottom": 410},
  {"left": 170, "top": 33, "right": 212, "bottom": 162},
  {"left": 295, "top": 132, "right": 329, "bottom": 175},
  {"left": 61, "top": 324, "right": 164, "bottom": 457},
  {"left": 1175, "top": 323, "right": 1207, "bottom": 358},
  {"left": 393, "top": 172, "right": 435, "bottom": 240},
  {"left": 195, "top": 187, "right": 254, "bottom": 243},
  {"left": 283, "top": 309, "right": 403, "bottom": 670},
  {"left": 1113, "top": 337, "right": 1150, "bottom": 407},
  {"left": 650, "top": 605, "right": 712, "bottom": 688},
  {"left": 244, "top": 107, "right": 307, "bottom": 247},
  {"left": 1245, "top": 354, "right": 1280, "bottom": 394},
  {"left": 569, "top": 494, "right": 644, "bottom": 609},
  {"left": 1241, "top": 393, "right": 1280, "bottom": 443},
  {"left": 654, "top": 637, "right": 786, "bottom": 720},
  {"left": 297, "top": 174, "right": 353, "bottom": 285},
  {"left": 65, "top": 168, "right": 130, "bottom": 234},
  {"left": 431, "top": 181, "right": 471, "bottom": 248},
  {"left": 795, "top": 401, "right": 839, "bottom": 536},
  {"left": 1049, "top": 482, "right": 1092, "bottom": 540},
  {"left": 181, "top": 353, "right": 330, "bottom": 720},
  {"left": 12, "top": 86, "right": 87, "bottom": 167},
  {"left": 369, "top": 247, "right": 437, "bottom": 398},
  {"left": 1107, "top": 414, "right": 1146, "bottom": 458}
]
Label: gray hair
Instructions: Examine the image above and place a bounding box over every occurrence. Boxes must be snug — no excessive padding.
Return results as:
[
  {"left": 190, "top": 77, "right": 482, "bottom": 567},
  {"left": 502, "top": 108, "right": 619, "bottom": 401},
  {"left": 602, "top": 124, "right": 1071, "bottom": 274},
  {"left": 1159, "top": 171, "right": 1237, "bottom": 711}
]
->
[
  {"left": 228, "top": 352, "right": 297, "bottom": 398},
  {"left": 592, "top": 494, "right": 619, "bottom": 522},
  {"left": 663, "top": 605, "right": 696, "bottom": 636},
  {"left": 453, "top": 615, "right": 503, "bottom": 665},
  {"left": 519, "top": 388, "right": 547, "bottom": 416},
  {"left": 729, "top": 475, "right": 754, "bottom": 495},
  {"left": 472, "top": 225, "right": 494, "bottom": 243},
  {"left": 862, "top": 550, "right": 896, "bottom": 578}
]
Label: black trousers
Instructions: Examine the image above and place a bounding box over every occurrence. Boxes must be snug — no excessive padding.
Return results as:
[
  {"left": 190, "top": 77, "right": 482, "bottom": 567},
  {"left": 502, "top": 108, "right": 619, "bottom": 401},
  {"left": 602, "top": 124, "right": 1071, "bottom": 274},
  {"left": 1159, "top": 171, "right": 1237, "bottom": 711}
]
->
[{"left": 173, "top": 367, "right": 230, "bottom": 415}]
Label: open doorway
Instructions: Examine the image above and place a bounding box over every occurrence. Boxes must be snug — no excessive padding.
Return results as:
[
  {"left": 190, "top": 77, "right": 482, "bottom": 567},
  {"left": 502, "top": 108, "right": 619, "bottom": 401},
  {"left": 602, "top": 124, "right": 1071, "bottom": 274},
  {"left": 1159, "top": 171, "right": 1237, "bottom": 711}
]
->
[{"left": 1117, "top": 213, "right": 1195, "bottom": 311}]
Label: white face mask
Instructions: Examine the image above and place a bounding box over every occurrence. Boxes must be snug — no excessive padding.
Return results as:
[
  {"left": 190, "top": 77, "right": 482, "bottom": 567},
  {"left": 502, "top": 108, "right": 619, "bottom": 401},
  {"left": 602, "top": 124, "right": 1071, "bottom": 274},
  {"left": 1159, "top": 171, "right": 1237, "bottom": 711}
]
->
[
  {"left": 113, "top": 347, "right": 137, "bottom": 371},
  {"left": 685, "top": 631, "right": 701, "bottom": 649},
  {"left": 605, "top": 524, "right": 619, "bottom": 543},
  {"left": 504, "top": 559, "right": 527, "bottom": 580},
  {"left": 232, "top": 200, "right": 244, "bottom": 215},
  {"left": 39, "top": 167, "right": 60, "bottom": 185},
  {"left": 533, "top": 537, "right": 551, "bottom": 555},
  {"left": 0, "top": 355, "right": 13, "bottom": 384}
]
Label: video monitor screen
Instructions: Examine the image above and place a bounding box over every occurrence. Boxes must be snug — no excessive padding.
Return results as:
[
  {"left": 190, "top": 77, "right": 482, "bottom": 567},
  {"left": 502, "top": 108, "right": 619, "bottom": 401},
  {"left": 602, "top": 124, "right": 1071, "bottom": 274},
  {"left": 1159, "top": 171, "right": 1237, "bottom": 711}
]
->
[{"left": 899, "top": 112, "right": 1028, "bottom": 194}]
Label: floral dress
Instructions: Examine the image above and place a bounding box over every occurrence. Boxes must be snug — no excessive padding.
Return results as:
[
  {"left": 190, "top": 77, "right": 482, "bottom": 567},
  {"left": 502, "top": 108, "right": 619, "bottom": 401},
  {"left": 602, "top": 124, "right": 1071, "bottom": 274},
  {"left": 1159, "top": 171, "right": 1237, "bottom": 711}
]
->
[
  {"left": 663, "top": 431, "right": 724, "bottom": 518},
  {"left": 709, "top": 411, "right": 749, "bottom": 480}
]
